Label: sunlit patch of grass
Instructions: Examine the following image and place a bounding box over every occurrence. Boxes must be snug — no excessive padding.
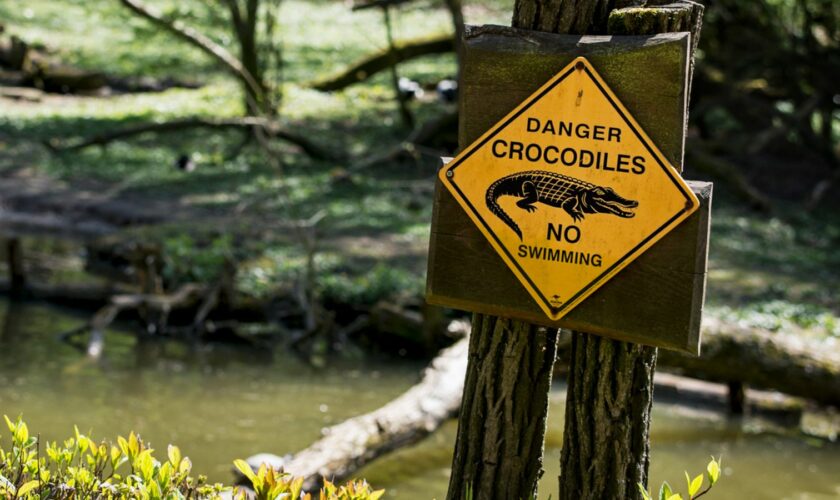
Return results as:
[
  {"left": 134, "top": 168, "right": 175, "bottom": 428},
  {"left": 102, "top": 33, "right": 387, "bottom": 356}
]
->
[
  {"left": 707, "top": 301, "right": 840, "bottom": 339},
  {"left": 706, "top": 203, "right": 840, "bottom": 338}
]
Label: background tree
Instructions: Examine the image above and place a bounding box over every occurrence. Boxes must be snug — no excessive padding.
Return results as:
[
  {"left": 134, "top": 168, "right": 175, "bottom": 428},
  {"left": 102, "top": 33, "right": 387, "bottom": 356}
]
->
[
  {"left": 120, "top": 0, "right": 282, "bottom": 115},
  {"left": 691, "top": 0, "right": 839, "bottom": 209}
]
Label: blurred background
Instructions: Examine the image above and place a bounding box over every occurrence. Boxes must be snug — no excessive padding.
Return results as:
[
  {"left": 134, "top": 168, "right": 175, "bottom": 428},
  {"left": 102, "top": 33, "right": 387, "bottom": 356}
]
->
[{"left": 0, "top": 0, "right": 838, "bottom": 498}]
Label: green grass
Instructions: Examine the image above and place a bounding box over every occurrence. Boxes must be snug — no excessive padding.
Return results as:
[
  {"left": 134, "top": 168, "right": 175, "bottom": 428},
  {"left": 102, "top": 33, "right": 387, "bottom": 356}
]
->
[
  {"left": 704, "top": 201, "right": 840, "bottom": 338},
  {"left": 1, "top": 0, "right": 839, "bottom": 337}
]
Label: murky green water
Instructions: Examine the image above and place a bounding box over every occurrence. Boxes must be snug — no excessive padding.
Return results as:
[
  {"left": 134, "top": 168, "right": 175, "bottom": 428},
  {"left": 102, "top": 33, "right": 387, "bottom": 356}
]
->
[{"left": 1, "top": 300, "right": 839, "bottom": 499}]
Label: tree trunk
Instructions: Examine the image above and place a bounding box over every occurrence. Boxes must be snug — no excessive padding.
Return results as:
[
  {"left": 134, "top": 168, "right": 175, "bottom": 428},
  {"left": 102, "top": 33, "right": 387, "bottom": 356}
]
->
[
  {"left": 558, "top": 335, "right": 657, "bottom": 499},
  {"left": 6, "top": 238, "right": 25, "bottom": 298},
  {"left": 446, "top": 315, "right": 558, "bottom": 500},
  {"left": 558, "top": 2, "right": 703, "bottom": 499},
  {"left": 227, "top": 0, "right": 267, "bottom": 114}
]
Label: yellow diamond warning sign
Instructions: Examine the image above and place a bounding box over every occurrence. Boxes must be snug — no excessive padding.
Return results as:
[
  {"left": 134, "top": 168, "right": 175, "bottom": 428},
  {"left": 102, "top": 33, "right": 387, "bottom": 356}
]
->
[{"left": 440, "top": 57, "right": 700, "bottom": 321}]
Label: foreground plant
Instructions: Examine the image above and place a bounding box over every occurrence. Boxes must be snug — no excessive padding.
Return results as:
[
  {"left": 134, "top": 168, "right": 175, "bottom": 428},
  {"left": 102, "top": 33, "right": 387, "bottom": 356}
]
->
[
  {"left": 639, "top": 457, "right": 723, "bottom": 500},
  {"left": 1, "top": 416, "right": 383, "bottom": 499},
  {"left": 233, "top": 460, "right": 384, "bottom": 500}
]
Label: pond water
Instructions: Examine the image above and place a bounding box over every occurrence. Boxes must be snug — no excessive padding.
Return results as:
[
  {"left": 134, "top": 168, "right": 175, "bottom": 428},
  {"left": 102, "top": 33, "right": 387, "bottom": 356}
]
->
[{"left": 1, "top": 300, "right": 839, "bottom": 499}]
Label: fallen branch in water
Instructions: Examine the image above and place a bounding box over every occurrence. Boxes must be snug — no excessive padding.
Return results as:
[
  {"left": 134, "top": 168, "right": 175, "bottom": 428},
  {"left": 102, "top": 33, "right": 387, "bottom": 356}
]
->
[
  {"left": 239, "top": 317, "right": 840, "bottom": 487},
  {"left": 242, "top": 321, "right": 470, "bottom": 491},
  {"left": 59, "top": 283, "right": 207, "bottom": 359},
  {"left": 44, "top": 117, "right": 336, "bottom": 161},
  {"left": 656, "top": 316, "right": 840, "bottom": 408}
]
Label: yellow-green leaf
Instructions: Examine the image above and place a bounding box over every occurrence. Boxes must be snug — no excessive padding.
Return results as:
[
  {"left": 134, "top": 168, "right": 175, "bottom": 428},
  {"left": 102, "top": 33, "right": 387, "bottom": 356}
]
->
[
  {"left": 179, "top": 456, "right": 192, "bottom": 475},
  {"left": 168, "top": 444, "right": 181, "bottom": 467},
  {"left": 370, "top": 489, "right": 386, "bottom": 500},
  {"left": 638, "top": 483, "right": 653, "bottom": 500},
  {"left": 659, "top": 481, "right": 673, "bottom": 500},
  {"left": 707, "top": 457, "right": 721, "bottom": 485},
  {"left": 3, "top": 415, "right": 14, "bottom": 433},
  {"left": 666, "top": 495, "right": 683, "bottom": 500},
  {"left": 17, "top": 479, "right": 39, "bottom": 497},
  {"left": 233, "top": 459, "right": 257, "bottom": 484},
  {"left": 689, "top": 474, "right": 703, "bottom": 496}
]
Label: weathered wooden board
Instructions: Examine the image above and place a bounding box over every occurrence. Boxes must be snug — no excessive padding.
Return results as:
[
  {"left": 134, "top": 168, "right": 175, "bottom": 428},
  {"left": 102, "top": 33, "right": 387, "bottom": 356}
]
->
[{"left": 426, "top": 26, "right": 711, "bottom": 354}]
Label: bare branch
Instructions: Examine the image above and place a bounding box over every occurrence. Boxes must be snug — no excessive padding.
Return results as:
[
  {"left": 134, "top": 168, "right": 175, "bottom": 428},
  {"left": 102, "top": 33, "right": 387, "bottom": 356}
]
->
[
  {"left": 119, "top": 0, "right": 265, "bottom": 102},
  {"left": 310, "top": 35, "right": 454, "bottom": 92}
]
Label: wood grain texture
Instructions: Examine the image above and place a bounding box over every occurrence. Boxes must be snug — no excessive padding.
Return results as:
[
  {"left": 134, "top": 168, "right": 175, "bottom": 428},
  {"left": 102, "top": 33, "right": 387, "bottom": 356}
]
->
[{"left": 426, "top": 27, "right": 710, "bottom": 354}]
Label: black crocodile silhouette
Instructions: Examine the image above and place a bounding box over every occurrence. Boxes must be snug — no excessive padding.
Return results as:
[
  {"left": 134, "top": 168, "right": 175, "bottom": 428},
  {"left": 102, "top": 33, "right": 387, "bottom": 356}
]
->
[{"left": 486, "top": 170, "right": 639, "bottom": 239}]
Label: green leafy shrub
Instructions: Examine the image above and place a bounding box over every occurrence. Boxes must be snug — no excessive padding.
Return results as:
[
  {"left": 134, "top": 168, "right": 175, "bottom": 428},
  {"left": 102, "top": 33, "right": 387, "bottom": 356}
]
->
[
  {"left": 0, "top": 415, "right": 225, "bottom": 499},
  {"left": 1, "top": 416, "right": 384, "bottom": 500},
  {"left": 319, "top": 264, "right": 423, "bottom": 306},
  {"left": 640, "top": 457, "right": 723, "bottom": 500}
]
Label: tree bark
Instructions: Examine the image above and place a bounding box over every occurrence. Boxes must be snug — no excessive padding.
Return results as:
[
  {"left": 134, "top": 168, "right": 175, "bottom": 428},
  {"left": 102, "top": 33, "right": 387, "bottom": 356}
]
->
[
  {"left": 224, "top": 0, "right": 267, "bottom": 114},
  {"left": 446, "top": 315, "right": 558, "bottom": 500},
  {"left": 558, "top": 335, "right": 657, "bottom": 499},
  {"left": 557, "top": 2, "right": 703, "bottom": 499},
  {"left": 6, "top": 238, "right": 25, "bottom": 298}
]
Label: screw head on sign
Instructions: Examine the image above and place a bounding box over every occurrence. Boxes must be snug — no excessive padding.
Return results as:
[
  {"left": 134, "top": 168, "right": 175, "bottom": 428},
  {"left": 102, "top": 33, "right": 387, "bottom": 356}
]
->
[
  {"left": 446, "top": 170, "right": 454, "bottom": 178},
  {"left": 575, "top": 61, "right": 584, "bottom": 71}
]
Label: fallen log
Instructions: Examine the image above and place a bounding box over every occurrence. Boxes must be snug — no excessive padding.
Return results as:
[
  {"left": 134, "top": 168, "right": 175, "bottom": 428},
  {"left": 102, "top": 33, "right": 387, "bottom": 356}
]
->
[
  {"left": 310, "top": 35, "right": 454, "bottom": 92},
  {"left": 553, "top": 318, "right": 840, "bottom": 407},
  {"left": 0, "top": 279, "right": 128, "bottom": 310},
  {"left": 25, "top": 65, "right": 107, "bottom": 94},
  {"left": 0, "top": 33, "right": 108, "bottom": 94},
  {"left": 44, "top": 117, "right": 335, "bottom": 161},
  {"left": 658, "top": 317, "right": 840, "bottom": 408},
  {"left": 244, "top": 323, "right": 470, "bottom": 491},
  {"left": 240, "top": 317, "right": 840, "bottom": 488}
]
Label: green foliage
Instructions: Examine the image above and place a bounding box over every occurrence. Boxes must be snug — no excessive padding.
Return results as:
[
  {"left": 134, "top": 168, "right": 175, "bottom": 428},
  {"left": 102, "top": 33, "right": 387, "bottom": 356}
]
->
[
  {"left": 639, "top": 457, "right": 722, "bottom": 500},
  {"left": 162, "top": 234, "right": 234, "bottom": 285},
  {"left": 1, "top": 416, "right": 384, "bottom": 500},
  {"left": 0, "top": 415, "right": 226, "bottom": 499},
  {"left": 319, "top": 264, "right": 423, "bottom": 306},
  {"left": 711, "top": 300, "right": 839, "bottom": 337}
]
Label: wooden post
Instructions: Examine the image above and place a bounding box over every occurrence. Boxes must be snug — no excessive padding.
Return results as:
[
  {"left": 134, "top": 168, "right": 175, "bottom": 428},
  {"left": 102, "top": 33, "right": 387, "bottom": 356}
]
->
[
  {"left": 558, "top": 2, "right": 704, "bottom": 499},
  {"left": 445, "top": 2, "right": 649, "bottom": 499},
  {"left": 438, "top": 1, "right": 706, "bottom": 499}
]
